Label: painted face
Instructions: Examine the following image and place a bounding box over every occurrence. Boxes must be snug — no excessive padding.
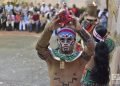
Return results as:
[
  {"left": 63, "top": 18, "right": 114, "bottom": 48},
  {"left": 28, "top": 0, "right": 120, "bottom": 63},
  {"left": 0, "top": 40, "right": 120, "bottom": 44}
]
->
[{"left": 57, "top": 31, "right": 76, "bottom": 53}]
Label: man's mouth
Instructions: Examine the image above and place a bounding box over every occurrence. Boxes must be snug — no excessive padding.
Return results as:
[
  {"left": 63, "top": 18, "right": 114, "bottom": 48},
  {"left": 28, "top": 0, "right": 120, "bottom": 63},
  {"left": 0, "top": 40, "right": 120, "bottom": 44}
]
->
[
  {"left": 63, "top": 47, "right": 69, "bottom": 51},
  {"left": 64, "top": 46, "right": 69, "bottom": 47}
]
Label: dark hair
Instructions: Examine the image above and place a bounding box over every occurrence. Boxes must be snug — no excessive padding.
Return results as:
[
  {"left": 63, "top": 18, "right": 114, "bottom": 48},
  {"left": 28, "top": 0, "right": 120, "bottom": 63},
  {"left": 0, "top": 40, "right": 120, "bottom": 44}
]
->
[
  {"left": 93, "top": 25, "right": 107, "bottom": 42},
  {"left": 90, "top": 42, "right": 110, "bottom": 84},
  {"left": 73, "top": 4, "right": 76, "bottom": 8},
  {"left": 47, "top": 14, "right": 50, "bottom": 19},
  {"left": 97, "top": 9, "right": 100, "bottom": 16},
  {"left": 104, "top": 8, "right": 108, "bottom": 12}
]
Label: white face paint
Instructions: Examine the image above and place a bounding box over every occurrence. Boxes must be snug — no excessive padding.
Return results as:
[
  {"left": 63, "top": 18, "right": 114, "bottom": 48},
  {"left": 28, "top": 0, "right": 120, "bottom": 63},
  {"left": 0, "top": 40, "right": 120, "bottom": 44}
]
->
[{"left": 57, "top": 34, "right": 75, "bottom": 53}]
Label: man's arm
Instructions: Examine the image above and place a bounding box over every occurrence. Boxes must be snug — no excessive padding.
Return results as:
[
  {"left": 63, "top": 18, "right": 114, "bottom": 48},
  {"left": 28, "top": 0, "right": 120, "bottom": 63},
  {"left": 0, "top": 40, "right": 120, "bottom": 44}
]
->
[
  {"left": 35, "top": 11, "right": 63, "bottom": 61},
  {"left": 36, "top": 22, "right": 55, "bottom": 61},
  {"left": 77, "top": 28, "right": 95, "bottom": 61}
]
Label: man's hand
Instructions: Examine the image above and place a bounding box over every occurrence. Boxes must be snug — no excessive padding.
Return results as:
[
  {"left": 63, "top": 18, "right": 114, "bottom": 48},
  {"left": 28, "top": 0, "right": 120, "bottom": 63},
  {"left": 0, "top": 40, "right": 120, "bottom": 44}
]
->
[
  {"left": 48, "top": 11, "right": 65, "bottom": 31},
  {"left": 66, "top": 15, "right": 82, "bottom": 31}
]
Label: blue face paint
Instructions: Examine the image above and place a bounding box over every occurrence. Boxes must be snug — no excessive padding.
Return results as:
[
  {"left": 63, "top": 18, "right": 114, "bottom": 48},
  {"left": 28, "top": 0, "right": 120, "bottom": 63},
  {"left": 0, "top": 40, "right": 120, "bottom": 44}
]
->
[{"left": 57, "top": 28, "right": 76, "bottom": 53}]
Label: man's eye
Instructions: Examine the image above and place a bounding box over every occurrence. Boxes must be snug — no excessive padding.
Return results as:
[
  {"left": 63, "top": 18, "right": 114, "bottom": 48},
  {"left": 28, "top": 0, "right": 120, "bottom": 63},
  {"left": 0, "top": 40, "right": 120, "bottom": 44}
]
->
[
  {"left": 67, "top": 38, "right": 72, "bottom": 41},
  {"left": 60, "top": 38, "right": 65, "bottom": 42},
  {"left": 67, "top": 38, "right": 72, "bottom": 42}
]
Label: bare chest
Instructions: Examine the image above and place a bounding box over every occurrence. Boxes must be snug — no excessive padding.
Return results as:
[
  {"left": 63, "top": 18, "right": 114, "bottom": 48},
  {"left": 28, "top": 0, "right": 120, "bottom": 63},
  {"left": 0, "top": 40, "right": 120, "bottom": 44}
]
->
[{"left": 47, "top": 58, "right": 87, "bottom": 86}]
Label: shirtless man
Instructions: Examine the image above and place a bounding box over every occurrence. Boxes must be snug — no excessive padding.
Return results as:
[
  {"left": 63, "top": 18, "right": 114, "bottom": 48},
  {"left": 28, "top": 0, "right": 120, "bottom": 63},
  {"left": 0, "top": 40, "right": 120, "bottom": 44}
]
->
[{"left": 36, "top": 13, "right": 95, "bottom": 86}]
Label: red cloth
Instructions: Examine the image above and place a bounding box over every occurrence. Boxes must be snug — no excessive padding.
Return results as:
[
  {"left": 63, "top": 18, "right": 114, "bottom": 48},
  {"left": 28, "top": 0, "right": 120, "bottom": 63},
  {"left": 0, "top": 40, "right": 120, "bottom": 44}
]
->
[
  {"left": 57, "top": 11, "right": 73, "bottom": 26},
  {"left": 71, "top": 8, "right": 78, "bottom": 15},
  {"left": 15, "top": 15, "right": 21, "bottom": 22},
  {"left": 32, "top": 14, "right": 39, "bottom": 21}
]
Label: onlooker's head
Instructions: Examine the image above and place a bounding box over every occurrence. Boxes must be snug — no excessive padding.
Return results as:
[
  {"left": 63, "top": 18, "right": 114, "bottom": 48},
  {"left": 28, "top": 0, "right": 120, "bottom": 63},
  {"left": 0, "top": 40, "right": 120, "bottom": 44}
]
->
[
  {"left": 93, "top": 25, "right": 107, "bottom": 42},
  {"left": 72, "top": 4, "right": 76, "bottom": 8}
]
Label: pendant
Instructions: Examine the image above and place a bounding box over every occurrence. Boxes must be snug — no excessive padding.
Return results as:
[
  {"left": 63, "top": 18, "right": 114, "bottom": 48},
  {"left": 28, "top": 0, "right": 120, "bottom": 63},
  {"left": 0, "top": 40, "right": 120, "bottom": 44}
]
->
[{"left": 60, "top": 61, "right": 65, "bottom": 69}]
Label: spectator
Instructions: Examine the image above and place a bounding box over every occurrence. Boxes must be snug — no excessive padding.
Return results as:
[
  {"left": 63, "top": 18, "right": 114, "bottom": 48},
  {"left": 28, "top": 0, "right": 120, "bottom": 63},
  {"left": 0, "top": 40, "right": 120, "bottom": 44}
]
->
[
  {"left": 6, "top": 12, "right": 15, "bottom": 31},
  {"left": 34, "top": 3, "right": 41, "bottom": 12},
  {"left": 19, "top": 13, "right": 26, "bottom": 31},
  {"left": 39, "top": 13, "right": 47, "bottom": 31},
  {"left": 0, "top": 12, "right": 7, "bottom": 31},
  {"left": 71, "top": 4, "right": 78, "bottom": 17},
  {"left": 14, "top": 12, "right": 21, "bottom": 31},
  {"left": 14, "top": 4, "right": 22, "bottom": 15},
  {"left": 28, "top": 12, "right": 34, "bottom": 32},
  {"left": 5, "top": 2, "right": 13, "bottom": 13},
  {"left": 32, "top": 11, "right": 40, "bottom": 33},
  {"left": 54, "top": 3, "right": 60, "bottom": 14},
  {"left": 21, "top": 3, "right": 28, "bottom": 15},
  {"left": 28, "top": 2, "right": 34, "bottom": 13},
  {"left": 99, "top": 11, "right": 108, "bottom": 28},
  {"left": 40, "top": 2, "right": 49, "bottom": 14}
]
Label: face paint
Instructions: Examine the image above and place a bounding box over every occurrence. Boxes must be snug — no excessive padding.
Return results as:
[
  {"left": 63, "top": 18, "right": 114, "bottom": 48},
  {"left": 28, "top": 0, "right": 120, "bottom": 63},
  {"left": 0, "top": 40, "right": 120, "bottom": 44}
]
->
[
  {"left": 58, "top": 34, "right": 75, "bottom": 53},
  {"left": 57, "top": 28, "right": 76, "bottom": 54}
]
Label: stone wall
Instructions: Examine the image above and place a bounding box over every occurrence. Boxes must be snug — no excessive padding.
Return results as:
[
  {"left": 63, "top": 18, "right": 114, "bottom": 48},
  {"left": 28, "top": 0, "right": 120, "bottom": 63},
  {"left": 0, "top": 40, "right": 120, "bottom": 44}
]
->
[{"left": 108, "top": 0, "right": 120, "bottom": 45}]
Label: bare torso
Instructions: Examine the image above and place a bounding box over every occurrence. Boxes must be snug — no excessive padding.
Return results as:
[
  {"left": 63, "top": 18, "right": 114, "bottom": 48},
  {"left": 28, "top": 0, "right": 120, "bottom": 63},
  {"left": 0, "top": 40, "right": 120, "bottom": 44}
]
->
[{"left": 47, "top": 57, "right": 87, "bottom": 86}]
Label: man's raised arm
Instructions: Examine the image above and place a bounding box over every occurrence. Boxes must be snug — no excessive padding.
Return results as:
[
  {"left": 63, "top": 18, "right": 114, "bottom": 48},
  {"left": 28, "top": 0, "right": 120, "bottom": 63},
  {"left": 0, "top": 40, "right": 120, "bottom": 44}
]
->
[
  {"left": 35, "top": 14, "right": 60, "bottom": 61},
  {"left": 35, "top": 22, "right": 54, "bottom": 60},
  {"left": 77, "top": 28, "right": 95, "bottom": 61}
]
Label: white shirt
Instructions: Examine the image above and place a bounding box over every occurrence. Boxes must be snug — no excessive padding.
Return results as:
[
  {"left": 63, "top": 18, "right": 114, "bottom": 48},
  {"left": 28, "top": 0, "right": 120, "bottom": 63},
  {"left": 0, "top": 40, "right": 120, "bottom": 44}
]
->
[
  {"left": 14, "top": 6, "right": 21, "bottom": 12},
  {"left": 5, "top": 5, "right": 13, "bottom": 13},
  {"left": 40, "top": 5, "right": 49, "bottom": 13}
]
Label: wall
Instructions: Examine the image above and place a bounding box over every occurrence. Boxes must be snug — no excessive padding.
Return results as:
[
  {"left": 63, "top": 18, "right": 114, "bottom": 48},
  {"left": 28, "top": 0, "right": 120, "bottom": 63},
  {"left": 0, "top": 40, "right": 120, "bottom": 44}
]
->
[{"left": 108, "top": 0, "right": 120, "bottom": 45}]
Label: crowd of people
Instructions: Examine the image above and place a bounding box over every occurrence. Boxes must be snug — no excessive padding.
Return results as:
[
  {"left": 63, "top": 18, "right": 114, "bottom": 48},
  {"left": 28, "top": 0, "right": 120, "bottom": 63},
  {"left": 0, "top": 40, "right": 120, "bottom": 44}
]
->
[
  {"left": 0, "top": 2, "right": 79, "bottom": 33},
  {"left": 0, "top": 1, "right": 108, "bottom": 33}
]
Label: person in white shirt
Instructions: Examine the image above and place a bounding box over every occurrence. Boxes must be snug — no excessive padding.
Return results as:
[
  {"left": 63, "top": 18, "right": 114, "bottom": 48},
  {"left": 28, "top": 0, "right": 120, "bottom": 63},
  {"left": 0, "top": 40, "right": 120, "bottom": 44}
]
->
[
  {"left": 40, "top": 2, "right": 49, "bottom": 14},
  {"left": 21, "top": 3, "right": 29, "bottom": 15},
  {"left": 14, "top": 4, "right": 22, "bottom": 15},
  {"left": 6, "top": 12, "right": 15, "bottom": 31},
  {"left": 5, "top": 2, "right": 13, "bottom": 13},
  {"left": 28, "top": 2, "right": 34, "bottom": 13}
]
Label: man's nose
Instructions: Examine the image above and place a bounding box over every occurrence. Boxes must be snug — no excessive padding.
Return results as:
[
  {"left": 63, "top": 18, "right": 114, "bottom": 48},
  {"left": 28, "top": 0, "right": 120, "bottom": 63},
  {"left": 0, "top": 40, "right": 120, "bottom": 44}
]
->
[
  {"left": 63, "top": 43, "right": 68, "bottom": 45},
  {"left": 63, "top": 40, "right": 68, "bottom": 44}
]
